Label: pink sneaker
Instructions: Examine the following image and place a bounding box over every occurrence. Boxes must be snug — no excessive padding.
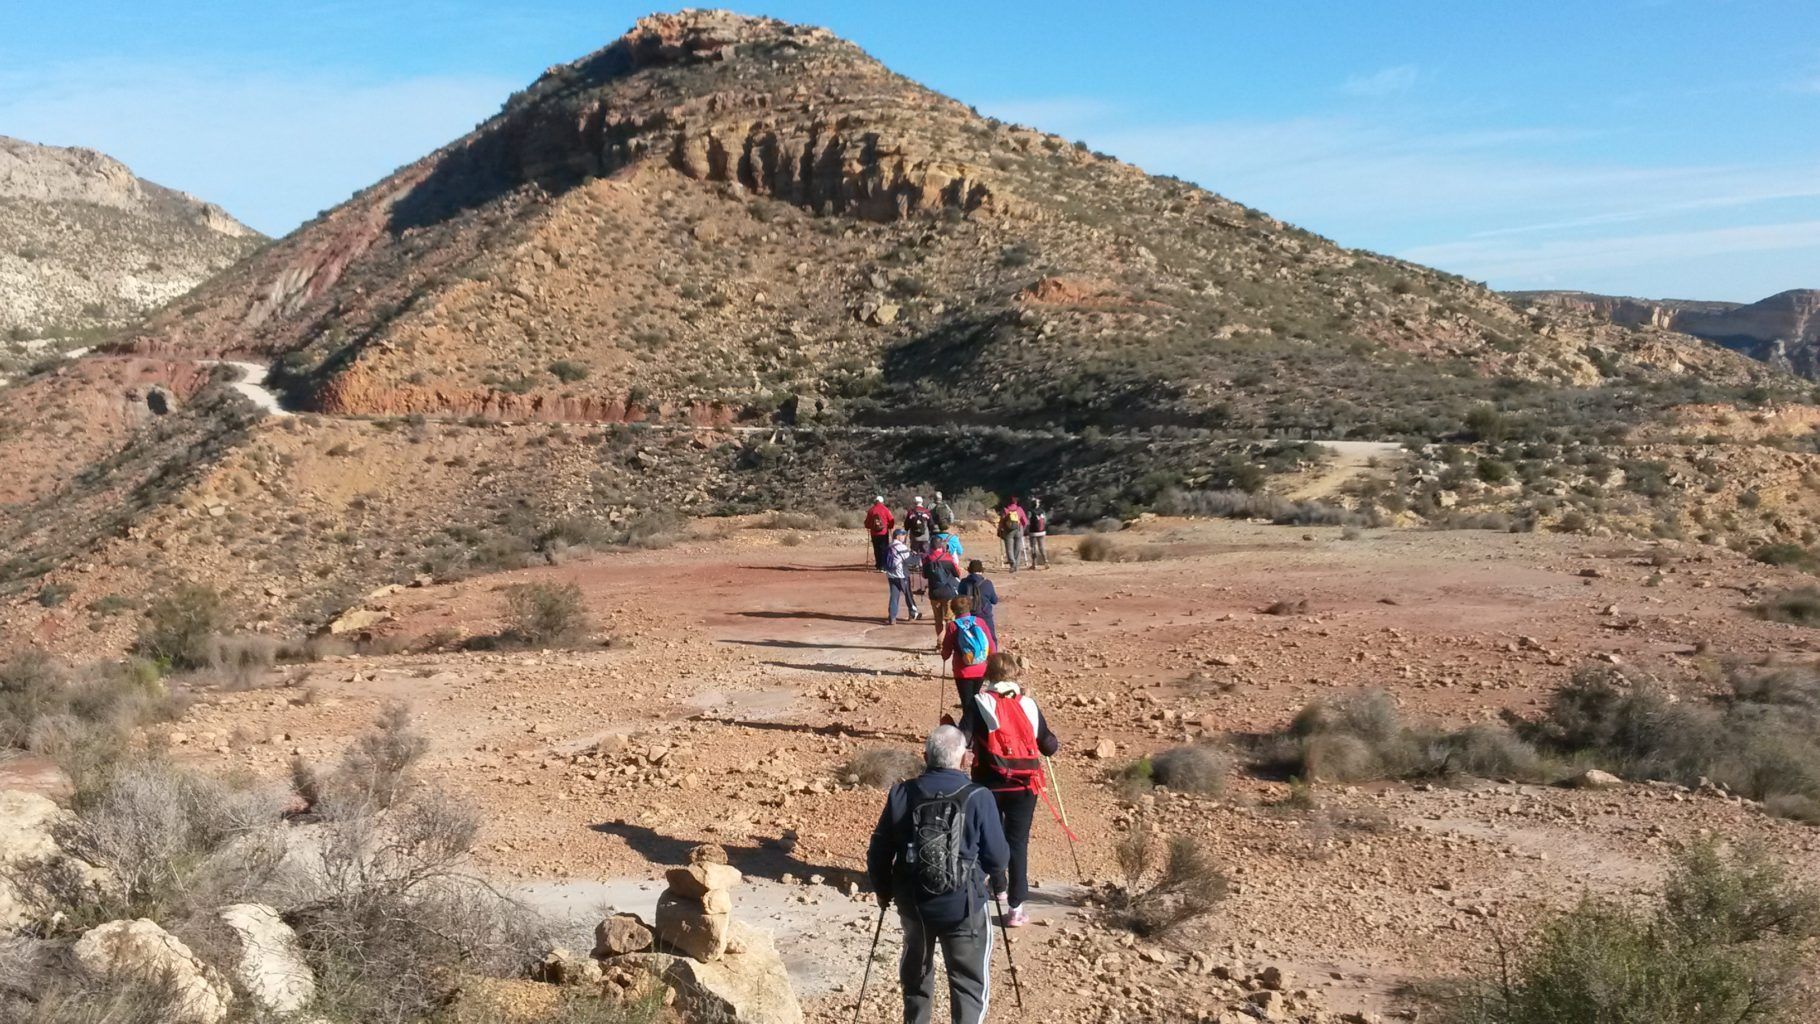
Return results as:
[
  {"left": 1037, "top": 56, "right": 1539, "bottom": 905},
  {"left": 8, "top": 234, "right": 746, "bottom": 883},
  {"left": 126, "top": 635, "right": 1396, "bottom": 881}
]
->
[{"left": 1004, "top": 906, "right": 1030, "bottom": 928}]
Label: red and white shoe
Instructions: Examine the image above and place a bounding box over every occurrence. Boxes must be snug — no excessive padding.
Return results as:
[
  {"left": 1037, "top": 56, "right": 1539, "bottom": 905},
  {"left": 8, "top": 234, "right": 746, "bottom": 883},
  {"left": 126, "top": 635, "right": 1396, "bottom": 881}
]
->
[{"left": 1004, "top": 906, "right": 1031, "bottom": 928}]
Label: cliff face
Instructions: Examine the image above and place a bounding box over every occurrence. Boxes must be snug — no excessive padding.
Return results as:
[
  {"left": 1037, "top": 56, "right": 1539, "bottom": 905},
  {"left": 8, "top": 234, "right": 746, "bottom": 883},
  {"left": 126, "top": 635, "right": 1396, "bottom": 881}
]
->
[
  {"left": 0, "top": 137, "right": 263, "bottom": 338},
  {"left": 1513, "top": 289, "right": 1820, "bottom": 379}
]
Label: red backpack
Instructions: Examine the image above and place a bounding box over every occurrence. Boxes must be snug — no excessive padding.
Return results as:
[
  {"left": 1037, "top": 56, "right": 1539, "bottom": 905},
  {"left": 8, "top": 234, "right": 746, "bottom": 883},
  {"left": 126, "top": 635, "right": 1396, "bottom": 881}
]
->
[{"left": 981, "top": 691, "right": 1046, "bottom": 792}]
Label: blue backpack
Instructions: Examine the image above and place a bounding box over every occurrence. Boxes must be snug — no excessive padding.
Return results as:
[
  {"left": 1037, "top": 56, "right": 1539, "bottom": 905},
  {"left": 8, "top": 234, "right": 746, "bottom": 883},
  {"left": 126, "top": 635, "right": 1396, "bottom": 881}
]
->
[{"left": 953, "top": 615, "right": 990, "bottom": 667}]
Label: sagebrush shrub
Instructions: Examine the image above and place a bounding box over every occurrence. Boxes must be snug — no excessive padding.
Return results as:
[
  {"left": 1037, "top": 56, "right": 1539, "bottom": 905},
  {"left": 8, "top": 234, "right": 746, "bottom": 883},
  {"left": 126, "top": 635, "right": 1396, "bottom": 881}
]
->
[{"left": 504, "top": 582, "right": 589, "bottom": 647}]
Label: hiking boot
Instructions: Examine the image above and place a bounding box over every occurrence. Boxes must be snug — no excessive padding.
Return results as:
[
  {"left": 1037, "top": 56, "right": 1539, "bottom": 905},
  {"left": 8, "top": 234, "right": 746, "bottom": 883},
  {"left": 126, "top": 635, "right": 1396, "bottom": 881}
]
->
[{"left": 1004, "top": 906, "right": 1030, "bottom": 928}]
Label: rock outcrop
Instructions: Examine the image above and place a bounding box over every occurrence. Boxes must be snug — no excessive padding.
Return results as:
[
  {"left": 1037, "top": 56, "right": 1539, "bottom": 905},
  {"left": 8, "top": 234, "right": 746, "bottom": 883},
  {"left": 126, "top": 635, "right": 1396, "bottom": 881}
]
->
[
  {"left": 653, "top": 844, "right": 742, "bottom": 961},
  {"left": 0, "top": 790, "right": 66, "bottom": 932},
  {"left": 0, "top": 136, "right": 262, "bottom": 338},
  {"left": 217, "top": 903, "right": 316, "bottom": 1014},
  {"left": 1514, "top": 288, "right": 1820, "bottom": 379},
  {"left": 71, "top": 919, "right": 234, "bottom": 1024}
]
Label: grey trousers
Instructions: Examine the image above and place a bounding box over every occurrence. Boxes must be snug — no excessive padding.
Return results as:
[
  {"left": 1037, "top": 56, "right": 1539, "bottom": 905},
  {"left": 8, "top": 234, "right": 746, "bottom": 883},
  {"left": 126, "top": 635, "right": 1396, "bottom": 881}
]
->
[
  {"left": 1001, "top": 533, "right": 1024, "bottom": 572},
  {"left": 1028, "top": 535, "right": 1046, "bottom": 568},
  {"left": 899, "top": 902, "right": 993, "bottom": 1024}
]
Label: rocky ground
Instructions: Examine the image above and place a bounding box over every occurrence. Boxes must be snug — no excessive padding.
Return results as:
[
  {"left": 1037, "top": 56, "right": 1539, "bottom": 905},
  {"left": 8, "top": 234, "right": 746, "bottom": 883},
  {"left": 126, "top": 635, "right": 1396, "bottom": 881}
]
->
[{"left": 14, "top": 513, "right": 1820, "bottom": 1022}]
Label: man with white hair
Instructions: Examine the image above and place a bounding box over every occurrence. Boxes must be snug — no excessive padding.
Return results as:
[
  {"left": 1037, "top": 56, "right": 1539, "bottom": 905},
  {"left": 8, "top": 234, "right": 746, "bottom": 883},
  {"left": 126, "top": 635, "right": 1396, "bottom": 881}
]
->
[{"left": 867, "top": 725, "right": 1009, "bottom": 1024}]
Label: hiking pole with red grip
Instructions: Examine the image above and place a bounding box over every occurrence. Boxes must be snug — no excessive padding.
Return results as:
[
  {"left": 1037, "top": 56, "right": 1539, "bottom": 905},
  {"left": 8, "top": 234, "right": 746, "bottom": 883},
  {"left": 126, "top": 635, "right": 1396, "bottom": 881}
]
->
[
  {"left": 990, "top": 890, "right": 1025, "bottom": 1009},
  {"left": 852, "top": 902, "right": 887, "bottom": 1024},
  {"left": 1044, "top": 755, "right": 1086, "bottom": 885}
]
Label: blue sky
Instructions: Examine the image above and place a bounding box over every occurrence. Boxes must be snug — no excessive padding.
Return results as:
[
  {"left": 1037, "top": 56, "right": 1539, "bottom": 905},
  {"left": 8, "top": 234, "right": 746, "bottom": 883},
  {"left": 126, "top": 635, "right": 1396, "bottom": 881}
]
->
[{"left": 3, "top": 1, "right": 1817, "bottom": 301}]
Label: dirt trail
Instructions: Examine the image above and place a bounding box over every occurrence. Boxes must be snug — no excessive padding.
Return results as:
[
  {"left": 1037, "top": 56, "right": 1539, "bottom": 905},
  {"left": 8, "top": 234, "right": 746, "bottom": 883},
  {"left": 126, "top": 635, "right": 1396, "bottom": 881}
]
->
[
  {"left": 1285, "top": 440, "right": 1404, "bottom": 501},
  {"left": 208, "top": 359, "right": 291, "bottom": 416},
  {"left": 161, "top": 518, "right": 1820, "bottom": 1022}
]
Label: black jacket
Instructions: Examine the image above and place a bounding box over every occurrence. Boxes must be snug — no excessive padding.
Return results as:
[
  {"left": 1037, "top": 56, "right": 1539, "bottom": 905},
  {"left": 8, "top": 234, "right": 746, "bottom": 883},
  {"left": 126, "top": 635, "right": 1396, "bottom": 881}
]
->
[
  {"left": 923, "top": 556, "right": 962, "bottom": 600},
  {"left": 958, "top": 573, "right": 998, "bottom": 634},
  {"left": 866, "top": 768, "right": 1009, "bottom": 927}
]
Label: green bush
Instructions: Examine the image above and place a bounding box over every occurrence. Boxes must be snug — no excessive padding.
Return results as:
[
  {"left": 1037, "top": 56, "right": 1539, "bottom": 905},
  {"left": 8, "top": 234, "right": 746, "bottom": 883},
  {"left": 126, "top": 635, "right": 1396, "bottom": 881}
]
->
[
  {"left": 1752, "top": 543, "right": 1814, "bottom": 569},
  {"left": 547, "top": 360, "right": 590, "bottom": 383},
  {"left": 1442, "top": 842, "right": 1820, "bottom": 1024},
  {"left": 134, "top": 583, "right": 228, "bottom": 670}
]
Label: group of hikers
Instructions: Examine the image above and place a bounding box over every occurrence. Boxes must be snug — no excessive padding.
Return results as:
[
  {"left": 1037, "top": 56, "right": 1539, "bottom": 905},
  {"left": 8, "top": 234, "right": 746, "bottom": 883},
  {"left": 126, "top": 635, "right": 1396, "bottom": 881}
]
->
[{"left": 853, "top": 489, "right": 1069, "bottom": 1024}]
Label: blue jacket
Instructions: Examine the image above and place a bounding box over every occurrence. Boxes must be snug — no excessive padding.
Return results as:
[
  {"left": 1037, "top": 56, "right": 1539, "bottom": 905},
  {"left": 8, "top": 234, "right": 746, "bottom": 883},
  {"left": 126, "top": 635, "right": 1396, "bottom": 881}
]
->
[
  {"left": 866, "top": 768, "right": 1009, "bottom": 927},
  {"left": 958, "top": 573, "right": 998, "bottom": 635}
]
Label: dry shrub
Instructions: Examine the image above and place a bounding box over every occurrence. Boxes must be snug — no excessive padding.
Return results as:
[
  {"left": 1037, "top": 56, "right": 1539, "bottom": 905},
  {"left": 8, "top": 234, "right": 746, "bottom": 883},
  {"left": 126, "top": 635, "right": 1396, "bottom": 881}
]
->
[
  {"left": 1262, "top": 690, "right": 1553, "bottom": 784},
  {"left": 0, "top": 654, "right": 184, "bottom": 800},
  {"left": 1076, "top": 535, "right": 1165, "bottom": 563},
  {"left": 843, "top": 747, "right": 923, "bottom": 788},
  {"left": 1753, "top": 587, "right": 1820, "bottom": 626},
  {"left": 288, "top": 788, "right": 550, "bottom": 1024},
  {"left": 504, "top": 582, "right": 590, "bottom": 647},
  {"left": 1108, "top": 818, "right": 1229, "bottom": 937},
  {"left": 1076, "top": 534, "right": 1119, "bottom": 562},
  {"left": 1147, "top": 744, "right": 1229, "bottom": 796},
  {"left": 1262, "top": 598, "right": 1310, "bottom": 616},
  {"left": 0, "top": 944, "right": 186, "bottom": 1024},
  {"left": 3, "top": 757, "right": 287, "bottom": 933},
  {"left": 327, "top": 704, "right": 431, "bottom": 811},
  {"left": 1519, "top": 664, "right": 1820, "bottom": 823}
]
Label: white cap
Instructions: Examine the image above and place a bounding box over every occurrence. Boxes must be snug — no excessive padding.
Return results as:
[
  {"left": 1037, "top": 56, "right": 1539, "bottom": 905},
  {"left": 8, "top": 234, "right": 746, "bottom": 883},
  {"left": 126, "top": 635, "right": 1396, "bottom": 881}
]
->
[
  {"left": 914, "top": 496, "right": 924, "bottom": 505},
  {"left": 874, "top": 495, "right": 884, "bottom": 503}
]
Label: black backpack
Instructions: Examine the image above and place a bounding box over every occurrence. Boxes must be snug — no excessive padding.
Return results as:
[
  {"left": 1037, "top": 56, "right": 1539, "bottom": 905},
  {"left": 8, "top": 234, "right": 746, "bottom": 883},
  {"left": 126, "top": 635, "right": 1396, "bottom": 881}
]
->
[{"left": 907, "top": 785, "right": 980, "bottom": 897}]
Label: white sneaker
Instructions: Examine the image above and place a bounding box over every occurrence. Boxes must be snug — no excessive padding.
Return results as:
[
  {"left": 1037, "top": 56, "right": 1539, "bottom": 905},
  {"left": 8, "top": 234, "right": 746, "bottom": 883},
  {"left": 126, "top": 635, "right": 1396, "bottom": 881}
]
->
[{"left": 1004, "top": 906, "right": 1030, "bottom": 928}]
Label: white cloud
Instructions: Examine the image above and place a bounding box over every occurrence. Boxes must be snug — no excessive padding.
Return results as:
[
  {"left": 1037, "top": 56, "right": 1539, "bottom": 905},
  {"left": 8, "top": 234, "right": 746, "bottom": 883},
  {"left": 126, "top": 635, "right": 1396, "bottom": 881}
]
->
[
  {"left": 0, "top": 60, "right": 519, "bottom": 236},
  {"left": 1403, "top": 220, "right": 1820, "bottom": 284},
  {"left": 1340, "top": 65, "right": 1420, "bottom": 98}
]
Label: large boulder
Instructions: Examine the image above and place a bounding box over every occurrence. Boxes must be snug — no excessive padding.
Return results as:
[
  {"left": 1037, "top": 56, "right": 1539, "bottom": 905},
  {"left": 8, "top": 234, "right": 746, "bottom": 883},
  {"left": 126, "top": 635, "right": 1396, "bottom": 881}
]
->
[
  {"left": 0, "top": 791, "right": 64, "bottom": 932},
  {"left": 72, "top": 919, "right": 233, "bottom": 1024},
  {"left": 608, "top": 921, "right": 802, "bottom": 1024},
  {"left": 664, "top": 862, "right": 742, "bottom": 898},
  {"left": 217, "top": 903, "right": 315, "bottom": 1013}
]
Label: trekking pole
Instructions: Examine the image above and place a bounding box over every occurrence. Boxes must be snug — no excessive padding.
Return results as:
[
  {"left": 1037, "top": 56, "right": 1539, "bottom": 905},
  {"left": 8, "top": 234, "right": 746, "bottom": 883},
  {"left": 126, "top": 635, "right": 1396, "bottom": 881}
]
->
[
  {"left": 1044, "top": 755, "right": 1086, "bottom": 885},
  {"left": 851, "top": 903, "right": 886, "bottom": 1024},
  {"left": 990, "top": 890, "right": 1025, "bottom": 1009}
]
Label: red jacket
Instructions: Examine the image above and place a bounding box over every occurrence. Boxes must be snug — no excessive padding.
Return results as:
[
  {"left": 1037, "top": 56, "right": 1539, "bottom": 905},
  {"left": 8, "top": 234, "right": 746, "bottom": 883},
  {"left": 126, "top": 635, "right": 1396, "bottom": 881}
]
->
[
  {"left": 940, "top": 615, "right": 997, "bottom": 681},
  {"left": 1002, "top": 502, "right": 1029, "bottom": 530},
  {"left": 865, "top": 502, "right": 895, "bottom": 536}
]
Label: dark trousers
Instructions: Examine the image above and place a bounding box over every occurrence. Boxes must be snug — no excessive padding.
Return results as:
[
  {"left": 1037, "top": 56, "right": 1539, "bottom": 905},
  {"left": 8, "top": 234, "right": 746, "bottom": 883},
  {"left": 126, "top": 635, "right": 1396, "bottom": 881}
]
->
[
  {"left": 994, "top": 789, "right": 1038, "bottom": 908},
  {"left": 872, "top": 534, "right": 890, "bottom": 570},
  {"left": 888, "top": 576, "right": 918, "bottom": 622},
  {"left": 954, "top": 675, "right": 984, "bottom": 711},
  {"left": 899, "top": 902, "right": 993, "bottom": 1024}
]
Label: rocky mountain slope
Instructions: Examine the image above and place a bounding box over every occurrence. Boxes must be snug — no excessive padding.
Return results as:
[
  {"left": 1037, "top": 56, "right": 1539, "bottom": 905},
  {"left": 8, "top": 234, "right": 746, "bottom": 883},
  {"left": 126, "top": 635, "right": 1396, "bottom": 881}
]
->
[
  {"left": 3, "top": 10, "right": 1818, "bottom": 649},
  {"left": 121, "top": 11, "right": 1774, "bottom": 439},
  {"left": 1512, "top": 288, "right": 1820, "bottom": 380},
  {"left": 0, "top": 136, "right": 262, "bottom": 348}
]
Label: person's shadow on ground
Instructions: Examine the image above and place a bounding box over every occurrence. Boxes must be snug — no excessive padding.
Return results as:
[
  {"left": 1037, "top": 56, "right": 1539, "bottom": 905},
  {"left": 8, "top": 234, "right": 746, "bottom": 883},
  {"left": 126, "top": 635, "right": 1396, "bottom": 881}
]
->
[{"left": 590, "top": 820, "right": 869, "bottom": 892}]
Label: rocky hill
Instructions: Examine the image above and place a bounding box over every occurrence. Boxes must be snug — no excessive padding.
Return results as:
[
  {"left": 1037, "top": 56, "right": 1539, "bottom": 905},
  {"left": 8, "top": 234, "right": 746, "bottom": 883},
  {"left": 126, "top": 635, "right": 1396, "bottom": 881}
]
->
[
  {"left": 0, "top": 137, "right": 262, "bottom": 351},
  {"left": 3, "top": 11, "right": 1819, "bottom": 651},
  {"left": 121, "top": 11, "right": 1774, "bottom": 439},
  {"left": 1512, "top": 288, "right": 1820, "bottom": 379}
]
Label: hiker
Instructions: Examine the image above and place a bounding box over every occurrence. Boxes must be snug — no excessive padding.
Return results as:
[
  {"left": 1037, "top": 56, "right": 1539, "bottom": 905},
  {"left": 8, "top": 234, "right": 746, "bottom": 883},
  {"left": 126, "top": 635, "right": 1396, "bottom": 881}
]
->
[
  {"left": 865, "top": 495, "right": 895, "bottom": 571},
  {"left": 932, "top": 521, "right": 965, "bottom": 560},
  {"left": 941, "top": 595, "right": 997, "bottom": 708},
  {"left": 904, "top": 496, "right": 935, "bottom": 556},
  {"left": 958, "top": 559, "right": 999, "bottom": 638},
  {"left": 923, "top": 539, "right": 964, "bottom": 646},
  {"left": 997, "top": 497, "right": 1028, "bottom": 573},
  {"left": 1026, "top": 498, "right": 1049, "bottom": 570},
  {"left": 932, "top": 491, "right": 956, "bottom": 533},
  {"left": 866, "top": 725, "right": 1009, "bottom": 1024},
  {"left": 961, "top": 653, "right": 1060, "bottom": 928},
  {"left": 885, "top": 529, "right": 921, "bottom": 625}
]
